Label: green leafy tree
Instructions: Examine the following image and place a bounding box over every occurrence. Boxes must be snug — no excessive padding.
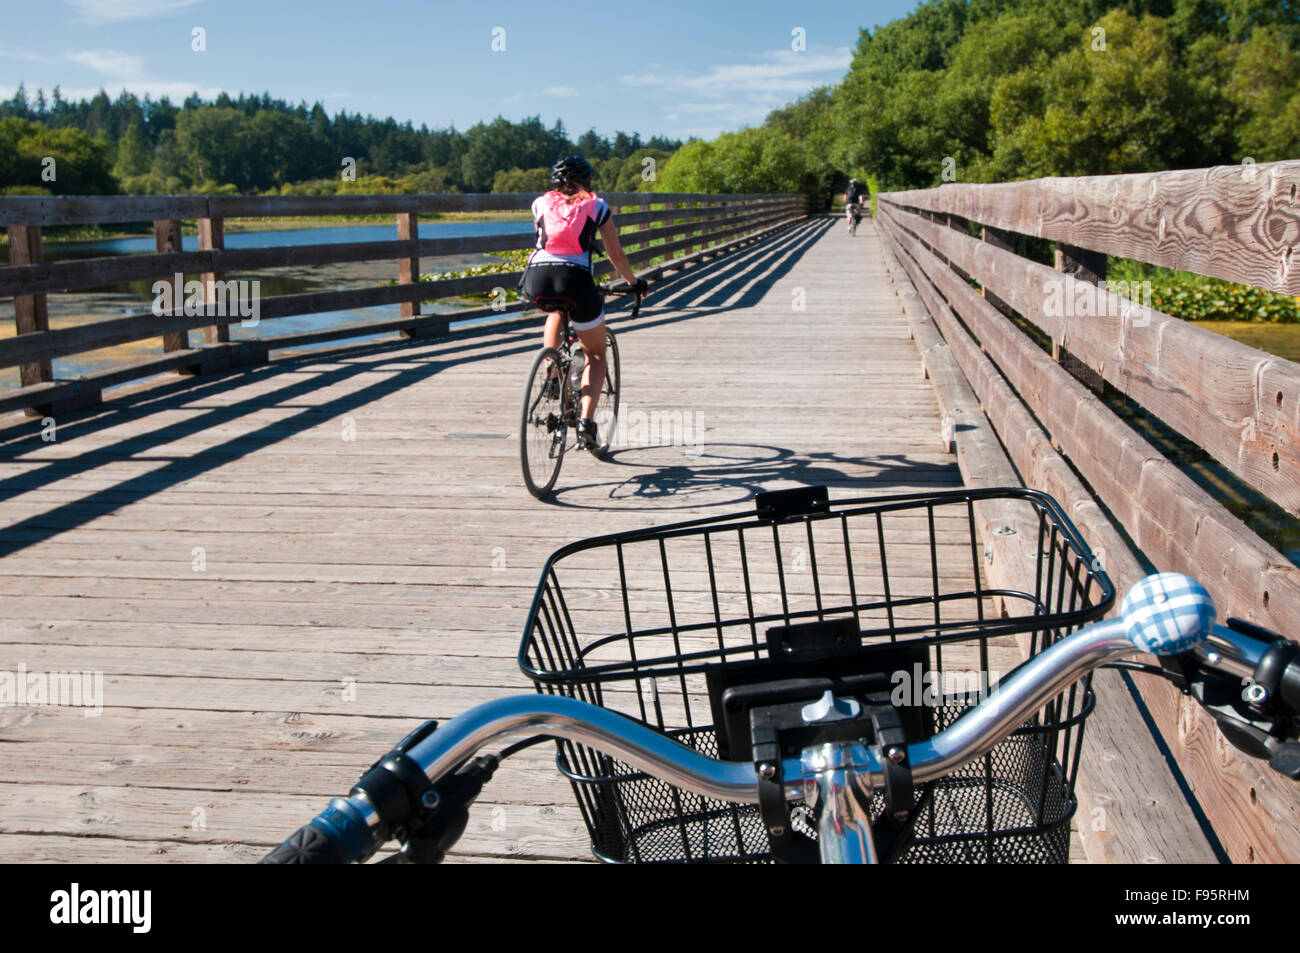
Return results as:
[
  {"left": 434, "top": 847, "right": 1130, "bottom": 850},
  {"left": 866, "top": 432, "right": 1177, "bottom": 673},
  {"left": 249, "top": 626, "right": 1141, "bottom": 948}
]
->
[
  {"left": 400, "top": 166, "right": 456, "bottom": 193},
  {"left": 0, "top": 117, "right": 116, "bottom": 194},
  {"left": 175, "top": 107, "right": 246, "bottom": 186},
  {"left": 1227, "top": 24, "right": 1300, "bottom": 159},
  {"left": 659, "top": 127, "right": 806, "bottom": 194},
  {"left": 982, "top": 11, "right": 1237, "bottom": 179},
  {"left": 238, "top": 110, "right": 318, "bottom": 189},
  {"left": 112, "top": 122, "right": 151, "bottom": 179},
  {"left": 492, "top": 166, "right": 551, "bottom": 193},
  {"left": 609, "top": 148, "right": 674, "bottom": 191}
]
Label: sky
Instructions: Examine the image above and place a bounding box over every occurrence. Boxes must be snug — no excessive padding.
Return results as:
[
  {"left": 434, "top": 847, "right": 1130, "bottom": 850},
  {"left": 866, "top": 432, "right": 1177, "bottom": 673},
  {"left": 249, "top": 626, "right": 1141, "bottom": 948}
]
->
[{"left": 0, "top": 0, "right": 923, "bottom": 141}]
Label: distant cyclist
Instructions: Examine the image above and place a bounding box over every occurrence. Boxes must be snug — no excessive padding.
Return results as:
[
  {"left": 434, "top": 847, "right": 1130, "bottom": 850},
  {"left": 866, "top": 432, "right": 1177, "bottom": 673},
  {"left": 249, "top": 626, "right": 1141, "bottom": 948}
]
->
[
  {"left": 519, "top": 155, "right": 646, "bottom": 450},
  {"left": 844, "top": 177, "right": 868, "bottom": 231}
]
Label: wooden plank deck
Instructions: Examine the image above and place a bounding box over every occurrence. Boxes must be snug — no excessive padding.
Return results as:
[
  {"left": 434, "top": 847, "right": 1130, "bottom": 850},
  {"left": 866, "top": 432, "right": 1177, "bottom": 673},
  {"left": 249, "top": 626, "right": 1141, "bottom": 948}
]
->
[{"left": 0, "top": 215, "right": 1006, "bottom": 863}]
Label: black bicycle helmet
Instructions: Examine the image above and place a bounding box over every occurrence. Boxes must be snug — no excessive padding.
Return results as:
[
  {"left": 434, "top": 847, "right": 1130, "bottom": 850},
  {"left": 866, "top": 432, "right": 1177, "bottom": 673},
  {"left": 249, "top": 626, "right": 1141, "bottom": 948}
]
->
[{"left": 551, "top": 154, "right": 595, "bottom": 192}]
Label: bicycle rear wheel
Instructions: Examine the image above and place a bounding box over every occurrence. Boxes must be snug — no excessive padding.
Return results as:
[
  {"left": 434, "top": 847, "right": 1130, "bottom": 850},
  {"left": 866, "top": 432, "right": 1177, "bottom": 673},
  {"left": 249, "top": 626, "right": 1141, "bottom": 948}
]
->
[
  {"left": 589, "top": 329, "right": 620, "bottom": 459},
  {"left": 521, "top": 346, "right": 567, "bottom": 499}
]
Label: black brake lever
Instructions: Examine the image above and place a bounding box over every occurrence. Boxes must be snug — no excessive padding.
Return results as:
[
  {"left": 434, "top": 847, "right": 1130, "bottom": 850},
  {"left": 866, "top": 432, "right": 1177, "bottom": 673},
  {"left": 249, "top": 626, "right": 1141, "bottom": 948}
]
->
[
  {"left": 1113, "top": 618, "right": 1300, "bottom": 780},
  {"left": 391, "top": 755, "right": 500, "bottom": 864},
  {"left": 1185, "top": 620, "right": 1300, "bottom": 780}
]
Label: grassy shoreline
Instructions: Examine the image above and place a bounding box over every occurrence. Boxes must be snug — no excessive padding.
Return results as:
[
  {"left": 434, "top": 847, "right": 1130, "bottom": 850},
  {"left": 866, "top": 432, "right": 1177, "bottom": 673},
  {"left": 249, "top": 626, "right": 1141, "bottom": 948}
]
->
[{"left": 1197, "top": 321, "right": 1300, "bottom": 362}]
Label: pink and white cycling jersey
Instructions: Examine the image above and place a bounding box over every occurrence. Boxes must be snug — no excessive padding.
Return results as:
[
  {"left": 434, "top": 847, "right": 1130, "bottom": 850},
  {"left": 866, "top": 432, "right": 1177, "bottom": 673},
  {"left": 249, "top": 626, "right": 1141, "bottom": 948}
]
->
[{"left": 529, "top": 190, "right": 611, "bottom": 271}]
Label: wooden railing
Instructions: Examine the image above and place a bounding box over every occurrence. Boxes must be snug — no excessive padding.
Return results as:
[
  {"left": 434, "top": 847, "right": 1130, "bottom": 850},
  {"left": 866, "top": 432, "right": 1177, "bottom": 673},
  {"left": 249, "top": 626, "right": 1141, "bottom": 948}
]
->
[
  {"left": 1, "top": 191, "right": 807, "bottom": 416},
  {"left": 877, "top": 159, "right": 1300, "bottom": 863}
]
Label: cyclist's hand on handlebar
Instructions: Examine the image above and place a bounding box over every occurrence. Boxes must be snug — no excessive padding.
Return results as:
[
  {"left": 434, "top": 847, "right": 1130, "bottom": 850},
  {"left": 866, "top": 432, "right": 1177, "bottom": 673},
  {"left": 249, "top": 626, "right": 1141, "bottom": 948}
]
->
[{"left": 632, "top": 277, "right": 648, "bottom": 298}]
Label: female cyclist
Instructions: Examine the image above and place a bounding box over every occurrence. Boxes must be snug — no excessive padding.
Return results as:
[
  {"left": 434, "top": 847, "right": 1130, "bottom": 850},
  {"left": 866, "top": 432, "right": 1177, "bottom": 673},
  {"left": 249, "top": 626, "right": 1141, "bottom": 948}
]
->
[{"left": 519, "top": 155, "right": 646, "bottom": 449}]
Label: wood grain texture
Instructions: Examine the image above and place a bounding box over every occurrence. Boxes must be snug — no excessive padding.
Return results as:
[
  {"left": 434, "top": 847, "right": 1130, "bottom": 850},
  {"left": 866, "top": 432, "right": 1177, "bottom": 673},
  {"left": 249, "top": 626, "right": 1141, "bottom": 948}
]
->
[
  {"left": 0, "top": 214, "right": 957, "bottom": 863},
  {"left": 881, "top": 203, "right": 1300, "bottom": 515},
  {"left": 152, "top": 218, "right": 188, "bottom": 354},
  {"left": 6, "top": 225, "right": 52, "bottom": 390},
  {"left": 880, "top": 221, "right": 1217, "bottom": 865},
  {"left": 196, "top": 217, "right": 229, "bottom": 345},
  {"left": 880, "top": 159, "right": 1300, "bottom": 295},
  {"left": 880, "top": 207, "right": 1300, "bottom": 864}
]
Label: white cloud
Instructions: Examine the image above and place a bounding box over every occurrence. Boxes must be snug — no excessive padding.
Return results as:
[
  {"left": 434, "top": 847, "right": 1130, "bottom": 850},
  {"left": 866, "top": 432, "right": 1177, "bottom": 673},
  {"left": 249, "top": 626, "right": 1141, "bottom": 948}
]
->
[
  {"left": 66, "top": 0, "right": 205, "bottom": 22},
  {"left": 67, "top": 49, "right": 146, "bottom": 79},
  {"left": 542, "top": 86, "right": 576, "bottom": 97},
  {"left": 627, "top": 48, "right": 848, "bottom": 137},
  {"left": 2, "top": 82, "right": 224, "bottom": 102},
  {"left": 619, "top": 48, "right": 851, "bottom": 96},
  {"left": 679, "top": 102, "right": 744, "bottom": 113},
  {"left": 673, "top": 125, "right": 738, "bottom": 139},
  {"left": 56, "top": 49, "right": 219, "bottom": 101},
  {"left": 0, "top": 48, "right": 49, "bottom": 63}
]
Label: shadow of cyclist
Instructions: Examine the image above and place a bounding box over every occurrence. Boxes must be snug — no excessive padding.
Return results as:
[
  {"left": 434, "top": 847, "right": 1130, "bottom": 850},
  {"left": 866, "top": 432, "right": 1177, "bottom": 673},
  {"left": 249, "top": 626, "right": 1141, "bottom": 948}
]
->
[{"left": 544, "top": 442, "right": 960, "bottom": 510}]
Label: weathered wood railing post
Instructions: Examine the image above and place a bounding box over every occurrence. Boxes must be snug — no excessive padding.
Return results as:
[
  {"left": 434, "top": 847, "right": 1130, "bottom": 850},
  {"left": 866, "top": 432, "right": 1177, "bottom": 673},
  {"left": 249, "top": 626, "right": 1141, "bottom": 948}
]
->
[
  {"left": 1054, "top": 243, "right": 1106, "bottom": 394},
  {"left": 6, "top": 224, "right": 52, "bottom": 413},
  {"left": 153, "top": 218, "right": 189, "bottom": 355},
  {"left": 396, "top": 209, "right": 446, "bottom": 339},
  {"left": 397, "top": 210, "right": 419, "bottom": 319},
  {"left": 197, "top": 215, "right": 228, "bottom": 345}
]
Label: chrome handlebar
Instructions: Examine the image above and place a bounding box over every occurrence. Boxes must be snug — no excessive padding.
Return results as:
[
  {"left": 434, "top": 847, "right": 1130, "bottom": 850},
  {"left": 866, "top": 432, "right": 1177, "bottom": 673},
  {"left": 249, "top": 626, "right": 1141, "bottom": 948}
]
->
[{"left": 282, "top": 573, "right": 1246, "bottom": 863}]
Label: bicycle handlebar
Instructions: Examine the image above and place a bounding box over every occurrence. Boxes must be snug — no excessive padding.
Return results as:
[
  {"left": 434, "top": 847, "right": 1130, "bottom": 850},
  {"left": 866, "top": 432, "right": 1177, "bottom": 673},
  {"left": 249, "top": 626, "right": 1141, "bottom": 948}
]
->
[
  {"left": 264, "top": 572, "right": 1249, "bottom": 864},
  {"left": 601, "top": 279, "right": 646, "bottom": 319}
]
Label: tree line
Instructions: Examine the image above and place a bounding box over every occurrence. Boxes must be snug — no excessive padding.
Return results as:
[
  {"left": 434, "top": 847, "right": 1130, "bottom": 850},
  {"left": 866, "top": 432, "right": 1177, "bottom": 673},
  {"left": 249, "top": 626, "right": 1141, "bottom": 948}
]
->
[
  {"left": 0, "top": 87, "right": 681, "bottom": 197},
  {"left": 658, "top": 0, "right": 1299, "bottom": 208}
]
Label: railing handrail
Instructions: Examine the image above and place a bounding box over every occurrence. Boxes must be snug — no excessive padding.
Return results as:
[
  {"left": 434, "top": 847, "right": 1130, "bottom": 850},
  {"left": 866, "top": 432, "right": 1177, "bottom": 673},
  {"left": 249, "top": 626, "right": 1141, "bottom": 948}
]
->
[
  {"left": 0, "top": 191, "right": 800, "bottom": 229},
  {"left": 878, "top": 159, "right": 1300, "bottom": 296},
  {"left": 876, "top": 200, "right": 1300, "bottom": 515}
]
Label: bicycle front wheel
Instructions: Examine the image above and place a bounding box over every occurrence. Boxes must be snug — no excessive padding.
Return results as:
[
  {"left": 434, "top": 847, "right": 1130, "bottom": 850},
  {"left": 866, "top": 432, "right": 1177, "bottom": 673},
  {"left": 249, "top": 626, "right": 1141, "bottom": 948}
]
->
[
  {"left": 521, "top": 346, "right": 567, "bottom": 499},
  {"left": 590, "top": 329, "right": 620, "bottom": 459}
]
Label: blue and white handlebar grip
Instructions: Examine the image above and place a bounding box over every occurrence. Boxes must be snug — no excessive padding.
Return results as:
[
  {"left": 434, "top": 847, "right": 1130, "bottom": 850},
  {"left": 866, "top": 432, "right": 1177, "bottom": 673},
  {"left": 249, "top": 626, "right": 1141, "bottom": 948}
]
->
[{"left": 1121, "top": 572, "right": 1216, "bottom": 656}]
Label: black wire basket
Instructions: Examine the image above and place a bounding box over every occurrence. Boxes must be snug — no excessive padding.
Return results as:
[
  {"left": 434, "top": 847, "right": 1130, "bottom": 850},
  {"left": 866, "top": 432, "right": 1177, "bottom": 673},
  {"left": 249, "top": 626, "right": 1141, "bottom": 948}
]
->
[{"left": 518, "top": 486, "right": 1115, "bottom": 863}]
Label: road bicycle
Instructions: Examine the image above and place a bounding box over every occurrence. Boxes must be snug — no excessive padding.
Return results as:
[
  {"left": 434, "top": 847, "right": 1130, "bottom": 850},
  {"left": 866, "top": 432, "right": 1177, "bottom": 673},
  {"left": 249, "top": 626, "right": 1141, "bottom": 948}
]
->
[
  {"left": 263, "top": 486, "right": 1299, "bottom": 864},
  {"left": 519, "top": 284, "right": 643, "bottom": 499},
  {"left": 847, "top": 202, "right": 865, "bottom": 236}
]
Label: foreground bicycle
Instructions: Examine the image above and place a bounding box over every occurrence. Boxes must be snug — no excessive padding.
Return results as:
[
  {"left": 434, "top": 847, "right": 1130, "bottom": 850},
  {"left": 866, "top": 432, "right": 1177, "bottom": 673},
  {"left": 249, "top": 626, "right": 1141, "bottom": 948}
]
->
[
  {"left": 520, "top": 283, "right": 643, "bottom": 499},
  {"left": 264, "top": 486, "right": 1299, "bottom": 864}
]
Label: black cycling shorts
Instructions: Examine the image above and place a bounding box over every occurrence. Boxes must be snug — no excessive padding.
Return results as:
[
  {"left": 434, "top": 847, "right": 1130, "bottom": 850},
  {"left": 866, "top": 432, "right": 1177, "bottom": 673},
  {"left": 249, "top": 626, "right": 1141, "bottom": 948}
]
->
[{"left": 520, "top": 261, "right": 605, "bottom": 331}]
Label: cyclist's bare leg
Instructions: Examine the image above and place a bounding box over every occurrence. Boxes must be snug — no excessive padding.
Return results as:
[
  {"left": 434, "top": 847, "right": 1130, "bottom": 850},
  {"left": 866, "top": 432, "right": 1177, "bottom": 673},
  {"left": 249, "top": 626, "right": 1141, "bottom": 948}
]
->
[
  {"left": 543, "top": 311, "right": 563, "bottom": 350},
  {"left": 575, "top": 323, "right": 607, "bottom": 420},
  {"left": 542, "top": 312, "right": 563, "bottom": 380}
]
